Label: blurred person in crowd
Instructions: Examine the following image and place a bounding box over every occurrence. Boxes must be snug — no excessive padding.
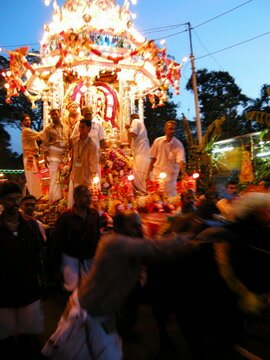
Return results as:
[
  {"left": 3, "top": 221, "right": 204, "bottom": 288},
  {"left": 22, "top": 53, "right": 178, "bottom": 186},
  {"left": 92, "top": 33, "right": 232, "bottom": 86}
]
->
[
  {"left": 147, "top": 120, "right": 187, "bottom": 196},
  {"left": 216, "top": 180, "right": 239, "bottom": 220},
  {"left": 147, "top": 191, "right": 270, "bottom": 360},
  {"left": 0, "top": 181, "right": 45, "bottom": 359},
  {"left": 20, "top": 113, "right": 43, "bottom": 198},
  {"left": 126, "top": 113, "right": 150, "bottom": 194},
  {"left": 42, "top": 210, "right": 191, "bottom": 359}
]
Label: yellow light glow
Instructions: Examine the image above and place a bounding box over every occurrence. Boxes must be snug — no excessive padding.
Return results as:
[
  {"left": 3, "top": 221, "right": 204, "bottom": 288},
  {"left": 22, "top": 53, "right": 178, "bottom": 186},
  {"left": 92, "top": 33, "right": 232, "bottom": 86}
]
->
[
  {"left": 159, "top": 172, "right": 167, "bottom": 179},
  {"left": 127, "top": 174, "right": 134, "bottom": 181},
  {"left": 93, "top": 176, "right": 100, "bottom": 185}
]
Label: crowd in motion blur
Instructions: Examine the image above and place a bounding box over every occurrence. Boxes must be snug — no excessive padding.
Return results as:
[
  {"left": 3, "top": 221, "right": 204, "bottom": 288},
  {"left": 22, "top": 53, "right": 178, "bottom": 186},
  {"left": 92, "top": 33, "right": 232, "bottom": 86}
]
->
[{"left": 0, "top": 178, "right": 270, "bottom": 360}]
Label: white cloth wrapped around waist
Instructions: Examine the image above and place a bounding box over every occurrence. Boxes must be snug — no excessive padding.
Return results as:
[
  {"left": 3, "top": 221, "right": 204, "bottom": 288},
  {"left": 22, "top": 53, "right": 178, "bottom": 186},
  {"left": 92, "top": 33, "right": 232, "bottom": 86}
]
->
[
  {"left": 41, "top": 290, "right": 122, "bottom": 360},
  {"left": 48, "top": 145, "right": 66, "bottom": 162}
]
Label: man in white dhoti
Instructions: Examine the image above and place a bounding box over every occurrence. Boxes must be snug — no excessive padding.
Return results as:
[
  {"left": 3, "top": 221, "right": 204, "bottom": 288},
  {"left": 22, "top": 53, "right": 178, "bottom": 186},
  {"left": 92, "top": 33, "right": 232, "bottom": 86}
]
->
[
  {"left": 20, "top": 114, "right": 43, "bottom": 198},
  {"left": 126, "top": 113, "right": 150, "bottom": 194},
  {"left": 42, "top": 109, "right": 69, "bottom": 203},
  {"left": 147, "top": 120, "right": 187, "bottom": 197}
]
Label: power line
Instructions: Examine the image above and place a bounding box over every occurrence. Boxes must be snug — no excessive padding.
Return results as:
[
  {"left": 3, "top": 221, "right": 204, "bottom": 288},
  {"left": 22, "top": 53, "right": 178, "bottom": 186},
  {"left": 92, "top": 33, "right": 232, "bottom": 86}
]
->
[
  {"left": 192, "top": 29, "right": 224, "bottom": 70},
  {"left": 154, "top": 29, "right": 188, "bottom": 41},
  {"left": 195, "top": 31, "right": 270, "bottom": 60},
  {"left": 193, "top": 0, "right": 253, "bottom": 29},
  {"left": 142, "top": 23, "right": 186, "bottom": 33}
]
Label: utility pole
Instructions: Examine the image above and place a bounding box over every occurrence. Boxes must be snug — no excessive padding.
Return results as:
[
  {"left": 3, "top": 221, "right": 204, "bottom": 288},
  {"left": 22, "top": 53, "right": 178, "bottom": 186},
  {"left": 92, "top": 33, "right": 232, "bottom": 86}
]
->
[{"left": 187, "top": 22, "right": 202, "bottom": 144}]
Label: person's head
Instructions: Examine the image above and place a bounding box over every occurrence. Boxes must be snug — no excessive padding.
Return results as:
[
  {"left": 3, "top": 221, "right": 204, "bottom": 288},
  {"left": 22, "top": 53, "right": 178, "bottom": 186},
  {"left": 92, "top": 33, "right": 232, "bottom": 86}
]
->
[
  {"left": 73, "top": 185, "right": 91, "bottom": 208},
  {"left": 113, "top": 210, "right": 143, "bottom": 237},
  {"left": 20, "top": 195, "right": 37, "bottom": 216},
  {"left": 231, "top": 192, "right": 270, "bottom": 227},
  {"left": 79, "top": 119, "right": 92, "bottom": 139},
  {"left": 49, "top": 108, "right": 61, "bottom": 124},
  {"left": 225, "top": 180, "right": 238, "bottom": 200},
  {"left": 130, "top": 113, "right": 140, "bottom": 122},
  {"left": 81, "top": 106, "right": 93, "bottom": 121},
  {"left": 0, "top": 181, "right": 22, "bottom": 214},
  {"left": 66, "top": 101, "right": 79, "bottom": 116},
  {"left": 164, "top": 120, "right": 177, "bottom": 140},
  {"left": 20, "top": 113, "right": 31, "bottom": 128}
]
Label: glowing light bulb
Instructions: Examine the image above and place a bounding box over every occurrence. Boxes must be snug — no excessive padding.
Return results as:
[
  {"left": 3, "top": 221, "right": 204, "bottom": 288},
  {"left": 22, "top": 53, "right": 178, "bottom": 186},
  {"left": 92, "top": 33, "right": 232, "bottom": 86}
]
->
[
  {"left": 182, "top": 56, "right": 189, "bottom": 63},
  {"left": 159, "top": 172, "right": 167, "bottom": 179},
  {"left": 44, "top": 0, "right": 51, "bottom": 6},
  {"left": 93, "top": 176, "right": 100, "bottom": 185},
  {"left": 131, "top": 0, "right": 137, "bottom": 5},
  {"left": 131, "top": 13, "right": 137, "bottom": 19},
  {"left": 192, "top": 172, "right": 200, "bottom": 179},
  {"left": 127, "top": 174, "right": 134, "bottom": 181},
  {"left": 160, "top": 39, "right": 166, "bottom": 46}
]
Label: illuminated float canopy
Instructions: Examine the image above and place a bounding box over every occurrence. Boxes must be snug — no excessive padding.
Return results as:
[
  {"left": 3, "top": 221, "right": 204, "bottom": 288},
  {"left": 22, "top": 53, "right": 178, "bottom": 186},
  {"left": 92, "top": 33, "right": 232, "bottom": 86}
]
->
[{"left": 3, "top": 0, "right": 182, "bottom": 139}]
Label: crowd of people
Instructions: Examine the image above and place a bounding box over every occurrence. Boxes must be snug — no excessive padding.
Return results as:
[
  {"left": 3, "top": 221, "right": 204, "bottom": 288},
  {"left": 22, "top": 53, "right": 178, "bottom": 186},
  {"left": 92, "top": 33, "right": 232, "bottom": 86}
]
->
[
  {"left": 1, "top": 103, "right": 269, "bottom": 359},
  {"left": 21, "top": 103, "right": 188, "bottom": 206},
  {"left": 21, "top": 103, "right": 106, "bottom": 206},
  {"left": 0, "top": 176, "right": 269, "bottom": 359}
]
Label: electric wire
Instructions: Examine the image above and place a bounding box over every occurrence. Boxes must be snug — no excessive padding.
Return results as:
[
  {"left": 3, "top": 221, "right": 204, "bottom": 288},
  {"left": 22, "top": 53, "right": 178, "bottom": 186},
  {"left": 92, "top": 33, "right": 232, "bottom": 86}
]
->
[
  {"left": 192, "top": 29, "right": 224, "bottom": 70},
  {"left": 195, "top": 31, "right": 270, "bottom": 60},
  {"left": 193, "top": 0, "right": 253, "bottom": 29}
]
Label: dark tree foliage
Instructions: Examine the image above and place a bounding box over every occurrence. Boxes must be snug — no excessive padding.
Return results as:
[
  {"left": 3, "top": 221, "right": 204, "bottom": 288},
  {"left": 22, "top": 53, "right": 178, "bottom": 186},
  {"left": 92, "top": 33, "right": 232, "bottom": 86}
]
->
[
  {"left": 0, "top": 124, "right": 21, "bottom": 168},
  {"left": 186, "top": 68, "right": 250, "bottom": 139},
  {"left": 245, "top": 84, "right": 270, "bottom": 113}
]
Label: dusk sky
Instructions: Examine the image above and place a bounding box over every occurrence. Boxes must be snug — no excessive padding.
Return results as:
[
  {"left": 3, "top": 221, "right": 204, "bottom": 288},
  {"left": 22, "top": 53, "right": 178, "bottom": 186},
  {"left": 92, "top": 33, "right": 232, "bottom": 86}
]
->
[{"left": 1, "top": 0, "right": 269, "bottom": 154}]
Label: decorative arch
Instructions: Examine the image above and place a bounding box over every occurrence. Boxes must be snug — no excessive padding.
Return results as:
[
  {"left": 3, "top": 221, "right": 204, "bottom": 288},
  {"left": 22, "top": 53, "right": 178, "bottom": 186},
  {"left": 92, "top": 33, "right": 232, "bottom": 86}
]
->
[{"left": 70, "top": 81, "right": 118, "bottom": 127}]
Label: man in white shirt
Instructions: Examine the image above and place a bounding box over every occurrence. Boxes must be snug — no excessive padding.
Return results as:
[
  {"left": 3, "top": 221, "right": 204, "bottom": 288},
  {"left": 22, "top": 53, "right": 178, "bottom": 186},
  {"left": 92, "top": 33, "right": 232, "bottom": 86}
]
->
[
  {"left": 126, "top": 113, "right": 150, "bottom": 194},
  {"left": 147, "top": 120, "right": 187, "bottom": 197}
]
